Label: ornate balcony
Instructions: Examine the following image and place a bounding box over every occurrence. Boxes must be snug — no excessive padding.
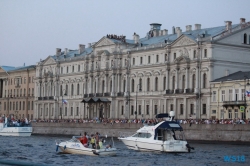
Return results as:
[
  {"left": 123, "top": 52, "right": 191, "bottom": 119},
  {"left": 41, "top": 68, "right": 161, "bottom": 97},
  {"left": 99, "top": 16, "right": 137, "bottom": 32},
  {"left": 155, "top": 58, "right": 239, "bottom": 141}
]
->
[{"left": 222, "top": 100, "right": 246, "bottom": 109}]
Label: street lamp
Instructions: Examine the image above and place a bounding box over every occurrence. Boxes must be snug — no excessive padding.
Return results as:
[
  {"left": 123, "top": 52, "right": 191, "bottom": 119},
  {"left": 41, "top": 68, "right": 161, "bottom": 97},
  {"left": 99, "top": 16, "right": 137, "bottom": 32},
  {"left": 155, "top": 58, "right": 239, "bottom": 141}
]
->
[
  {"left": 61, "top": 89, "right": 67, "bottom": 119},
  {"left": 135, "top": 84, "right": 142, "bottom": 120}
]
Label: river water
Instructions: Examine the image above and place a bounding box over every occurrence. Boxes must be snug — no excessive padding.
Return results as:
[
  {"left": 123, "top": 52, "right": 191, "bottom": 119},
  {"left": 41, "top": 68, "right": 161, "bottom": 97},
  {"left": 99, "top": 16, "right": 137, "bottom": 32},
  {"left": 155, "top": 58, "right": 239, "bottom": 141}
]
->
[{"left": 0, "top": 135, "right": 249, "bottom": 166}]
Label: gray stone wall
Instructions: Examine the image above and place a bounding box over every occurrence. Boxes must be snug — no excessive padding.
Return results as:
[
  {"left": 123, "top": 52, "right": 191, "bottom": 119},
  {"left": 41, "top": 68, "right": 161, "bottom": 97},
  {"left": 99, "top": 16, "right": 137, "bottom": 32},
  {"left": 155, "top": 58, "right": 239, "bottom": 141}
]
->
[{"left": 32, "top": 123, "right": 250, "bottom": 142}]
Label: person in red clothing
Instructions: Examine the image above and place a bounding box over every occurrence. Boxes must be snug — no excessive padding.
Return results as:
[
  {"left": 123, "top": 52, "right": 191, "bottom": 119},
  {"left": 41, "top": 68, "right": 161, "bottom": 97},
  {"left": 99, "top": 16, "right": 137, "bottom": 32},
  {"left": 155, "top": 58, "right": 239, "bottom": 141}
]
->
[{"left": 81, "top": 132, "right": 88, "bottom": 147}]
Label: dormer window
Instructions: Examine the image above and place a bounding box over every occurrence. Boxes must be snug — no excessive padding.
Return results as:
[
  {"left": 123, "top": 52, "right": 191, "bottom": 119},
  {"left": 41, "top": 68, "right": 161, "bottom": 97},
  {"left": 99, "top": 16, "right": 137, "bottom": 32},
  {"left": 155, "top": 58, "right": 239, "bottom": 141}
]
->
[
  {"left": 204, "top": 49, "right": 207, "bottom": 58},
  {"left": 243, "top": 33, "right": 247, "bottom": 44}
]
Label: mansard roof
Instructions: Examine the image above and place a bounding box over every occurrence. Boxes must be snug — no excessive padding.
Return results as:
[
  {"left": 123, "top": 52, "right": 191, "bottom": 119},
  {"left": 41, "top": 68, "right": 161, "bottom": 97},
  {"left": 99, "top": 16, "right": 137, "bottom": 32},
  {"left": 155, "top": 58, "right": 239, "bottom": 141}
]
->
[
  {"left": 136, "top": 24, "right": 239, "bottom": 46},
  {"left": 211, "top": 71, "right": 250, "bottom": 82},
  {"left": 50, "top": 47, "right": 93, "bottom": 61},
  {"left": 0, "top": 65, "right": 35, "bottom": 72}
]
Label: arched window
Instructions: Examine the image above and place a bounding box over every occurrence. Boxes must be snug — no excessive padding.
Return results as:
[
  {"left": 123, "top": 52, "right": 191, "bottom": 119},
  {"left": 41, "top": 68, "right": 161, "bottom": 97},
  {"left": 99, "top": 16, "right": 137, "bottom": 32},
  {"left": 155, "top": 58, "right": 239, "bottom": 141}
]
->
[
  {"left": 192, "top": 74, "right": 196, "bottom": 91},
  {"left": 77, "top": 84, "right": 79, "bottom": 95},
  {"left": 155, "top": 77, "right": 158, "bottom": 91},
  {"left": 244, "top": 33, "right": 247, "bottom": 44},
  {"left": 123, "top": 80, "right": 126, "bottom": 92},
  {"left": 182, "top": 75, "right": 186, "bottom": 90},
  {"left": 102, "top": 80, "right": 105, "bottom": 93},
  {"left": 65, "top": 85, "right": 68, "bottom": 95},
  {"left": 139, "top": 78, "right": 142, "bottom": 90},
  {"left": 131, "top": 79, "right": 135, "bottom": 92},
  {"left": 172, "top": 76, "right": 175, "bottom": 89},
  {"left": 147, "top": 78, "right": 150, "bottom": 91},
  {"left": 163, "top": 76, "right": 166, "bottom": 90},
  {"left": 203, "top": 73, "right": 207, "bottom": 88},
  {"left": 71, "top": 84, "right": 74, "bottom": 95},
  {"left": 110, "top": 81, "right": 112, "bottom": 92}
]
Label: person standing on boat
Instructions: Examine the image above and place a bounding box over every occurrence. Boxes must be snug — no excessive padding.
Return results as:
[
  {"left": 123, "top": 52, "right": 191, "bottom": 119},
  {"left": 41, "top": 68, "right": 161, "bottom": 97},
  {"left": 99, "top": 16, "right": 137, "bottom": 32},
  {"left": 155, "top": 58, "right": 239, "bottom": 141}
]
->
[
  {"left": 90, "top": 134, "right": 96, "bottom": 149},
  {"left": 82, "top": 132, "right": 88, "bottom": 147}
]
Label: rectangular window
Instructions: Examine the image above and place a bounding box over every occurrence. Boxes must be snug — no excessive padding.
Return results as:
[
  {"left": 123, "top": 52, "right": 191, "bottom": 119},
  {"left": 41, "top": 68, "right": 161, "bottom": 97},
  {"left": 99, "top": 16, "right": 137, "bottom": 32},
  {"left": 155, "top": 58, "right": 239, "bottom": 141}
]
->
[
  {"left": 133, "top": 58, "right": 135, "bottom": 65},
  {"left": 156, "top": 55, "right": 159, "bottom": 63},
  {"left": 180, "top": 104, "right": 183, "bottom": 115},
  {"left": 139, "top": 105, "right": 141, "bottom": 115},
  {"left": 121, "top": 106, "right": 124, "bottom": 115},
  {"left": 202, "top": 104, "right": 206, "bottom": 114},
  {"left": 61, "top": 67, "right": 63, "bottom": 74},
  {"left": 78, "top": 65, "right": 80, "bottom": 72},
  {"left": 28, "top": 101, "right": 30, "bottom": 110},
  {"left": 154, "top": 105, "right": 158, "bottom": 115},
  {"left": 212, "top": 91, "right": 216, "bottom": 102},
  {"left": 193, "top": 50, "right": 196, "bottom": 58},
  {"left": 140, "top": 57, "right": 143, "bottom": 64},
  {"left": 31, "top": 101, "right": 33, "bottom": 110},
  {"left": 71, "top": 107, "right": 73, "bottom": 116},
  {"left": 148, "top": 56, "right": 151, "bottom": 64},
  {"left": 165, "top": 54, "right": 168, "bottom": 61},
  {"left": 229, "top": 89, "right": 233, "bottom": 101},
  {"left": 235, "top": 89, "right": 239, "bottom": 101},
  {"left": 234, "top": 109, "right": 238, "bottom": 118},
  {"left": 146, "top": 105, "right": 149, "bottom": 115},
  {"left": 212, "top": 110, "right": 216, "bottom": 114},
  {"left": 76, "top": 107, "right": 79, "bottom": 116},
  {"left": 23, "top": 101, "right": 25, "bottom": 110},
  {"left": 190, "top": 104, "right": 194, "bottom": 115},
  {"left": 131, "top": 105, "right": 134, "bottom": 115},
  {"left": 65, "top": 107, "right": 67, "bottom": 116},
  {"left": 228, "top": 109, "right": 232, "bottom": 119},
  {"left": 52, "top": 108, "right": 54, "bottom": 116},
  {"left": 170, "top": 104, "right": 173, "bottom": 111},
  {"left": 221, "top": 90, "right": 225, "bottom": 101},
  {"left": 174, "top": 53, "right": 176, "bottom": 59},
  {"left": 241, "top": 89, "right": 245, "bottom": 100}
]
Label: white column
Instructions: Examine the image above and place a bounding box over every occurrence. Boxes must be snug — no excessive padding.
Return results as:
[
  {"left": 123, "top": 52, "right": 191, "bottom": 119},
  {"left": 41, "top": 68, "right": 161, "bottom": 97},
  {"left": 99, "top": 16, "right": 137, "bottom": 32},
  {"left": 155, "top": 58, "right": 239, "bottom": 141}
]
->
[
  {"left": 95, "top": 77, "right": 99, "bottom": 94},
  {"left": 185, "top": 68, "right": 189, "bottom": 90},
  {"left": 166, "top": 69, "right": 169, "bottom": 90},
  {"left": 111, "top": 74, "right": 115, "bottom": 96},
  {"left": 232, "top": 89, "right": 235, "bottom": 101},
  {"left": 117, "top": 74, "right": 120, "bottom": 92},
  {"left": 195, "top": 67, "right": 199, "bottom": 93},
  {"left": 175, "top": 69, "right": 179, "bottom": 90},
  {"left": 104, "top": 75, "right": 108, "bottom": 93}
]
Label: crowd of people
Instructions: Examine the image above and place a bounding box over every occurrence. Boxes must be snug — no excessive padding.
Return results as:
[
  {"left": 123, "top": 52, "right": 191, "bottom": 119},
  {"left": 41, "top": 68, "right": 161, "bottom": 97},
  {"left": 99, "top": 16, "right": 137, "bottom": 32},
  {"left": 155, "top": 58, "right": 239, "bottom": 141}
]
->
[
  {"left": 33, "top": 117, "right": 250, "bottom": 125},
  {"left": 0, "top": 116, "right": 30, "bottom": 127}
]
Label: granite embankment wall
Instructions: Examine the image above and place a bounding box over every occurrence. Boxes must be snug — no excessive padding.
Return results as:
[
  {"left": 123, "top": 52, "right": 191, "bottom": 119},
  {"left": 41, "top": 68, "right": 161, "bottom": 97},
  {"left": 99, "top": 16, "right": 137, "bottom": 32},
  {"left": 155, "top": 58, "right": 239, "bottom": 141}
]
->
[{"left": 32, "top": 123, "right": 250, "bottom": 142}]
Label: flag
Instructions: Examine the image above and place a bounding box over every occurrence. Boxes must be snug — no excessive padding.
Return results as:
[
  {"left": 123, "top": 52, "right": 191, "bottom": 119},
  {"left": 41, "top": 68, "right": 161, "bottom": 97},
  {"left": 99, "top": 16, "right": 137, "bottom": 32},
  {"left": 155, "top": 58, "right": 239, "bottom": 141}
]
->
[
  {"left": 246, "top": 91, "right": 250, "bottom": 97},
  {"left": 62, "top": 99, "right": 68, "bottom": 105}
]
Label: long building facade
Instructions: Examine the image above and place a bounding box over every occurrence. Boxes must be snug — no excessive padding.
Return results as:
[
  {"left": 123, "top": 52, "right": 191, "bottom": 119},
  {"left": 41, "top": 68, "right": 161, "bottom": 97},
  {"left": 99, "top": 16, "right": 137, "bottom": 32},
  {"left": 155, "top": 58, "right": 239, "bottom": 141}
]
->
[
  {"left": 34, "top": 18, "right": 250, "bottom": 120},
  {"left": 0, "top": 65, "right": 36, "bottom": 119}
]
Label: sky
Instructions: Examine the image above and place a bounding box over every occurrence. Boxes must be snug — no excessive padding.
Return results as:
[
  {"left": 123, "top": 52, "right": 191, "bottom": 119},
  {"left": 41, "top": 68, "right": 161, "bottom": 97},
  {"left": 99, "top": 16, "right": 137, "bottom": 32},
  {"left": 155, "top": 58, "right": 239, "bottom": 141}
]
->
[{"left": 0, "top": 0, "right": 250, "bottom": 67}]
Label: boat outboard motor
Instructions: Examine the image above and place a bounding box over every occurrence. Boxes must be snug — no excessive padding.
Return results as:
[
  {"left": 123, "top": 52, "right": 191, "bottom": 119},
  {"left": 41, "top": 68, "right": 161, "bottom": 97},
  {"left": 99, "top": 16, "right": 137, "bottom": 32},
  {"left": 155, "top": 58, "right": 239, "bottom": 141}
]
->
[
  {"left": 169, "top": 111, "right": 175, "bottom": 121},
  {"left": 186, "top": 143, "right": 195, "bottom": 152}
]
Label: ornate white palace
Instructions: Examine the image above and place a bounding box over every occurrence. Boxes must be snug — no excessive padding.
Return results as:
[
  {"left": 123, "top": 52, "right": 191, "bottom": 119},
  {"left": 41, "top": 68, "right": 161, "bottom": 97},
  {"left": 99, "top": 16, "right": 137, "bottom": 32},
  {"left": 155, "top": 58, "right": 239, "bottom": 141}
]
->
[{"left": 34, "top": 18, "right": 250, "bottom": 120}]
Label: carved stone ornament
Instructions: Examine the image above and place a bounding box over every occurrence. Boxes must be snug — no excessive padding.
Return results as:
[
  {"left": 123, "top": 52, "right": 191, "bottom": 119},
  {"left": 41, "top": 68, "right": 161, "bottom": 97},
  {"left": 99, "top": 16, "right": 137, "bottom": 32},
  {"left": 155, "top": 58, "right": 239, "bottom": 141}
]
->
[
  {"left": 174, "top": 37, "right": 196, "bottom": 47},
  {"left": 153, "top": 100, "right": 158, "bottom": 104}
]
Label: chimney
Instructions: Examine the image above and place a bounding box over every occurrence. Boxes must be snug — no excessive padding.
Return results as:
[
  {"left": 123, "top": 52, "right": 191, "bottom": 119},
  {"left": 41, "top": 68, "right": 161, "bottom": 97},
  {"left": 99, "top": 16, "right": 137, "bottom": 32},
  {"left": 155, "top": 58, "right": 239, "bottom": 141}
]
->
[
  {"left": 240, "top": 18, "right": 246, "bottom": 24},
  {"left": 88, "top": 43, "right": 91, "bottom": 48},
  {"left": 133, "top": 33, "right": 140, "bottom": 44},
  {"left": 195, "top": 24, "right": 201, "bottom": 30},
  {"left": 56, "top": 48, "right": 61, "bottom": 56},
  {"left": 225, "top": 21, "right": 232, "bottom": 31},
  {"left": 162, "top": 29, "right": 168, "bottom": 35},
  {"left": 150, "top": 23, "right": 161, "bottom": 37},
  {"left": 186, "top": 25, "right": 192, "bottom": 32},
  {"left": 79, "top": 44, "right": 85, "bottom": 54},
  {"left": 177, "top": 28, "right": 182, "bottom": 38},
  {"left": 64, "top": 48, "right": 68, "bottom": 55},
  {"left": 172, "top": 26, "right": 175, "bottom": 34}
]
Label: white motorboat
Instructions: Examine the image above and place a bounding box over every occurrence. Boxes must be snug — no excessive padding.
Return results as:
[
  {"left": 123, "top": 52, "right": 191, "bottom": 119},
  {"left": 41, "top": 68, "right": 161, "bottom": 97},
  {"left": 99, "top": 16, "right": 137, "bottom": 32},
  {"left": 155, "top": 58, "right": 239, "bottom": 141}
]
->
[
  {"left": 118, "top": 111, "right": 194, "bottom": 153},
  {"left": 0, "top": 117, "right": 32, "bottom": 136},
  {"left": 55, "top": 136, "right": 117, "bottom": 156}
]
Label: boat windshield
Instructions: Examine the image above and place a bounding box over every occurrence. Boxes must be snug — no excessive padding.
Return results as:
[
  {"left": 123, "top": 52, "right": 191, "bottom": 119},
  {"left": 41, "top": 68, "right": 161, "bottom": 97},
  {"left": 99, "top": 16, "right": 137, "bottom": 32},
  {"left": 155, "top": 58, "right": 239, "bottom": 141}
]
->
[{"left": 132, "top": 133, "right": 152, "bottom": 138}]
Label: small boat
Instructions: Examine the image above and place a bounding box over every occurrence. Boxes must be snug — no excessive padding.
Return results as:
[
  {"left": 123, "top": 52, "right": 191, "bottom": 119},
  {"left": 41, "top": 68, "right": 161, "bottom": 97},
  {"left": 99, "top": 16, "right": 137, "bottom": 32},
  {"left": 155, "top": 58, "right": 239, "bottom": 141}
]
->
[
  {"left": 0, "top": 117, "right": 32, "bottom": 136},
  {"left": 55, "top": 136, "right": 117, "bottom": 156},
  {"left": 118, "top": 111, "right": 194, "bottom": 153}
]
